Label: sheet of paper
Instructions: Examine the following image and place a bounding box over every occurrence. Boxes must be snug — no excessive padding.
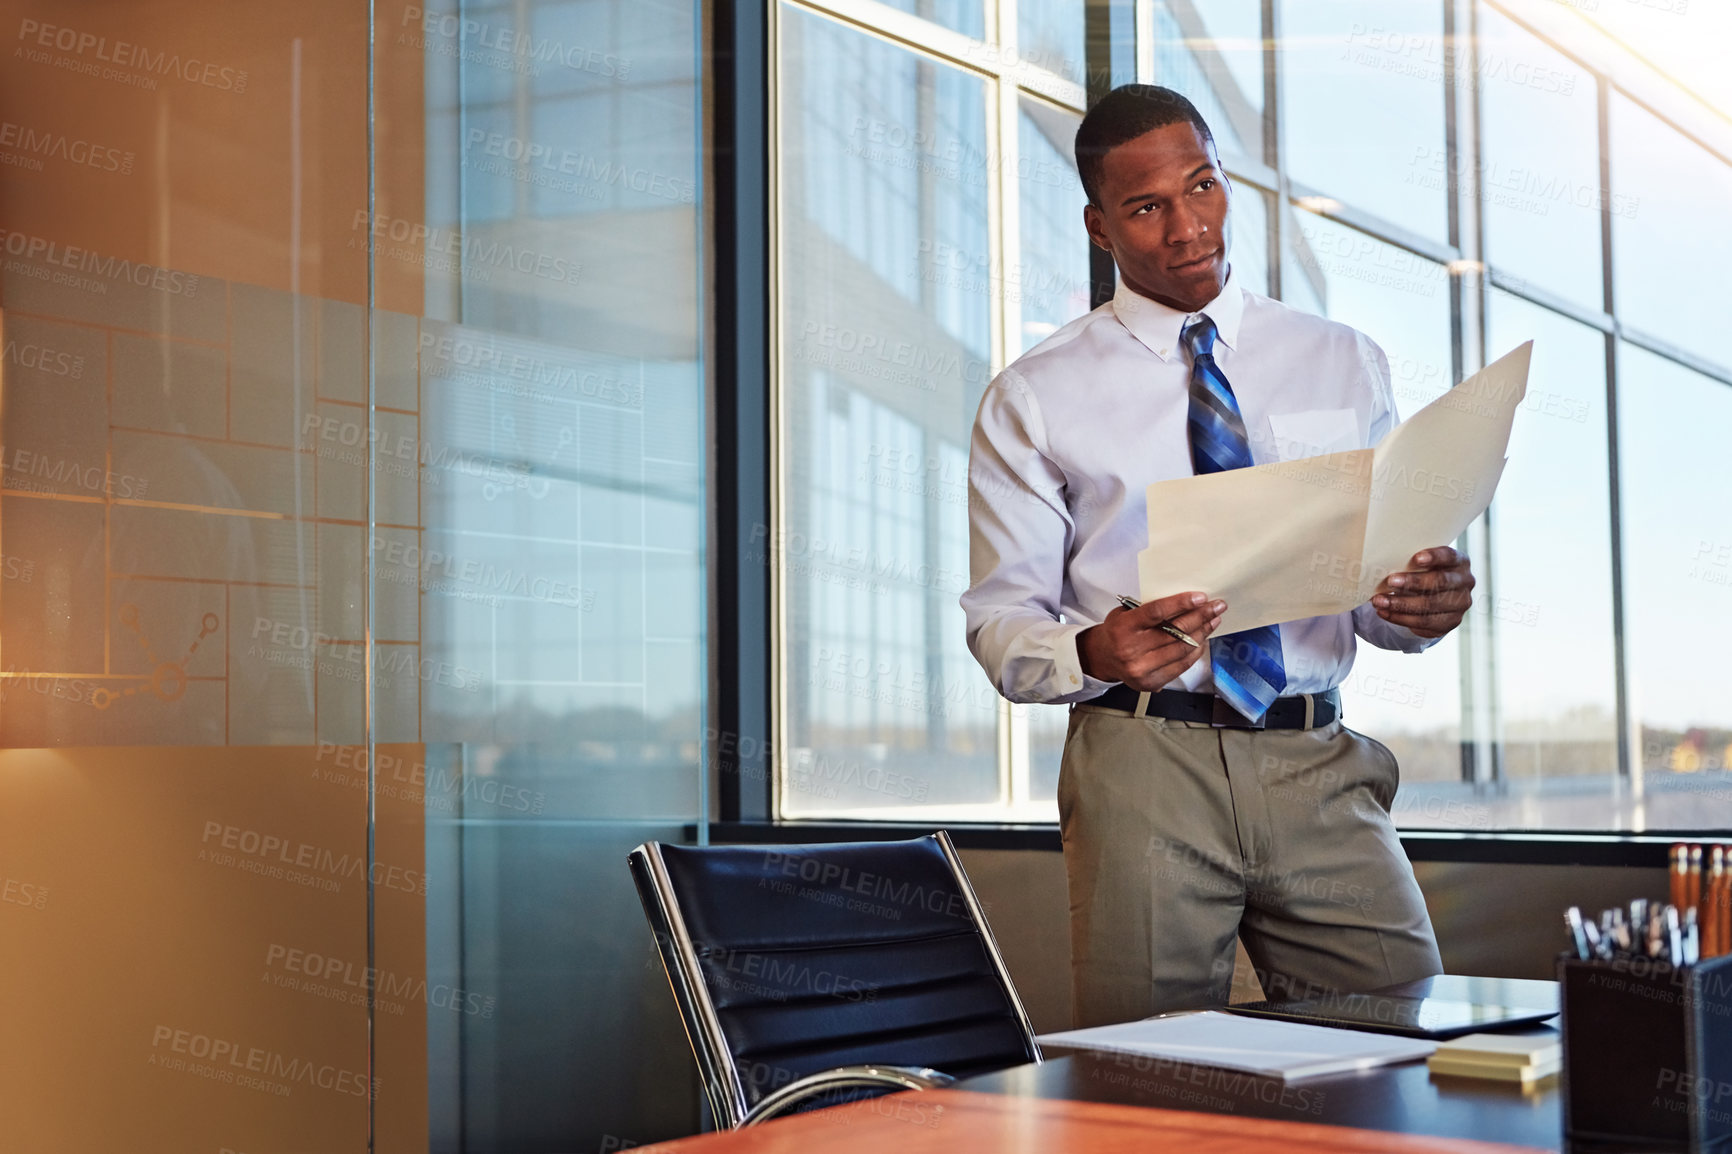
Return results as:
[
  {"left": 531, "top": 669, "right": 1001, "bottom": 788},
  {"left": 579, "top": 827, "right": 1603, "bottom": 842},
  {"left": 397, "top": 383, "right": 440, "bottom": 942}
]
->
[
  {"left": 1137, "top": 342, "right": 1532, "bottom": 634},
  {"left": 1354, "top": 343, "right": 1530, "bottom": 601},
  {"left": 1038, "top": 1010, "right": 1437, "bottom": 1081},
  {"left": 1138, "top": 449, "right": 1372, "bottom": 634}
]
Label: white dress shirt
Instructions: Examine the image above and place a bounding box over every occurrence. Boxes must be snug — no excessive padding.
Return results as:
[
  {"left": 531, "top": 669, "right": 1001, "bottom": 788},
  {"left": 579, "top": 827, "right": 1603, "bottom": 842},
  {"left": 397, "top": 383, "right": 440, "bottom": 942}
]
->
[{"left": 962, "top": 269, "right": 1435, "bottom": 705}]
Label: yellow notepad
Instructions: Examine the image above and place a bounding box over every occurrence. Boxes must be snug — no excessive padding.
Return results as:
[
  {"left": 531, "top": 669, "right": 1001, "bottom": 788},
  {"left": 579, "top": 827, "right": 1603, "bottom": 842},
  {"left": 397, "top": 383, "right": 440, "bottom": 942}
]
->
[
  {"left": 1432, "top": 1031, "right": 1560, "bottom": 1066},
  {"left": 1428, "top": 1032, "right": 1560, "bottom": 1083},
  {"left": 1428, "top": 1053, "right": 1561, "bottom": 1083}
]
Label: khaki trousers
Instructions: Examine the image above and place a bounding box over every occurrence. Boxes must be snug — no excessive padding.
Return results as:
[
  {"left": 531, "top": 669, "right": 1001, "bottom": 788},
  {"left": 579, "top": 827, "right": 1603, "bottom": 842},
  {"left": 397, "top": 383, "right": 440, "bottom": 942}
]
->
[{"left": 1057, "top": 704, "right": 1443, "bottom": 1027}]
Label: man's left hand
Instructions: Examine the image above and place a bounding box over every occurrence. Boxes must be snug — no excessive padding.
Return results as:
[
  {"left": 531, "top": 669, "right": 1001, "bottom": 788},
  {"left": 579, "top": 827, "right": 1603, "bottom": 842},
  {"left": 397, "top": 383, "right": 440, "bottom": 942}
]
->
[{"left": 1370, "top": 546, "right": 1475, "bottom": 638}]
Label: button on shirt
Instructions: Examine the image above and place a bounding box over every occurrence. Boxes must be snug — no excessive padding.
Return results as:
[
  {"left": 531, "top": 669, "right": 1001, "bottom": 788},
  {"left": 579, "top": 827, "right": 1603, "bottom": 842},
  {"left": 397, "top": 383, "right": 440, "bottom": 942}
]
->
[{"left": 962, "top": 270, "right": 1435, "bottom": 705}]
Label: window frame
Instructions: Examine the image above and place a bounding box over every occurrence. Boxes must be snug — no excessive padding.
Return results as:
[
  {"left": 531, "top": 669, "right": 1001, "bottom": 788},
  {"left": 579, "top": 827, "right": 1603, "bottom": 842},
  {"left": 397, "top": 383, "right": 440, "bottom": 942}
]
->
[{"left": 718, "top": 0, "right": 1732, "bottom": 840}]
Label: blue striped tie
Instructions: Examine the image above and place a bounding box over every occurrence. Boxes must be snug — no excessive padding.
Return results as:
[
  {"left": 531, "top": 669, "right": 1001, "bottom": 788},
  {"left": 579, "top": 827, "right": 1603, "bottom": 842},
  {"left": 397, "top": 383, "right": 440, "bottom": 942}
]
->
[{"left": 1182, "top": 315, "right": 1287, "bottom": 723}]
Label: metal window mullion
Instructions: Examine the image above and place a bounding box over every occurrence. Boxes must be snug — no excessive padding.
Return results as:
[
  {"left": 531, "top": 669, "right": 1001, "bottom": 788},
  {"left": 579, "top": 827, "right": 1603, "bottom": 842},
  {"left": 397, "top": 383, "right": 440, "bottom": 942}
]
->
[
  {"left": 1263, "top": 0, "right": 1286, "bottom": 300},
  {"left": 1486, "top": 267, "right": 1613, "bottom": 333},
  {"left": 1614, "top": 324, "right": 1732, "bottom": 389},
  {"left": 769, "top": 0, "right": 790, "bottom": 821},
  {"left": 1284, "top": 180, "right": 1462, "bottom": 268},
  {"left": 1598, "top": 72, "right": 1637, "bottom": 795},
  {"left": 363, "top": 0, "right": 378, "bottom": 1147},
  {"left": 1450, "top": 0, "right": 1497, "bottom": 789},
  {"left": 1085, "top": 0, "right": 1118, "bottom": 305},
  {"left": 990, "top": 0, "right": 1029, "bottom": 804}
]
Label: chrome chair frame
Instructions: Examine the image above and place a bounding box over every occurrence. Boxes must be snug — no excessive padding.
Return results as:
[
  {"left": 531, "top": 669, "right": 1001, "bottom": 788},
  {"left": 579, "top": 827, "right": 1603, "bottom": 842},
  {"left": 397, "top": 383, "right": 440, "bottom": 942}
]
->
[{"left": 628, "top": 830, "right": 1041, "bottom": 1128}]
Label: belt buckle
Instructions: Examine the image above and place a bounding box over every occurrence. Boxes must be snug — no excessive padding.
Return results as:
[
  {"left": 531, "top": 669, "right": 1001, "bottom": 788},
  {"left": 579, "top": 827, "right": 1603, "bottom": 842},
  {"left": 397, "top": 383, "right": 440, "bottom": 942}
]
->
[{"left": 1210, "top": 696, "right": 1266, "bottom": 729}]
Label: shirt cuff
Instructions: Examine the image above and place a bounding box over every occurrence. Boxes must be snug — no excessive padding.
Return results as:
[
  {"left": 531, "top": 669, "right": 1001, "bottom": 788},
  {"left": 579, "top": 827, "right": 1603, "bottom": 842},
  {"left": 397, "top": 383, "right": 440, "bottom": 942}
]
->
[
  {"left": 1055, "top": 622, "right": 1119, "bottom": 701},
  {"left": 1352, "top": 602, "right": 1441, "bottom": 653}
]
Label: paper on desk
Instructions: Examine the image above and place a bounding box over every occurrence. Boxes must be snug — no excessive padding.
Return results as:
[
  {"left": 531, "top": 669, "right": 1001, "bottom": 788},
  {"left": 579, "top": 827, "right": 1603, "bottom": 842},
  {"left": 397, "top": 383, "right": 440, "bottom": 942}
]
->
[
  {"left": 1038, "top": 1011, "right": 1437, "bottom": 1081},
  {"left": 1139, "top": 342, "right": 1532, "bottom": 634}
]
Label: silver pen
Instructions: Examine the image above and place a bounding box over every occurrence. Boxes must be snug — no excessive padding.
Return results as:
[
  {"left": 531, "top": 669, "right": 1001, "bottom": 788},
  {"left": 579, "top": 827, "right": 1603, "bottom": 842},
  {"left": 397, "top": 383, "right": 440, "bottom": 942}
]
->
[{"left": 1116, "top": 594, "right": 1201, "bottom": 649}]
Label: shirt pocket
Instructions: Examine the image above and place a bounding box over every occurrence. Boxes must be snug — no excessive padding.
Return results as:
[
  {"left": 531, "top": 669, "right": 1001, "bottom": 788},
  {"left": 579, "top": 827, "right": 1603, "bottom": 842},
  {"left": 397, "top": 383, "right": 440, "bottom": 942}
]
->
[{"left": 1266, "top": 407, "right": 1363, "bottom": 462}]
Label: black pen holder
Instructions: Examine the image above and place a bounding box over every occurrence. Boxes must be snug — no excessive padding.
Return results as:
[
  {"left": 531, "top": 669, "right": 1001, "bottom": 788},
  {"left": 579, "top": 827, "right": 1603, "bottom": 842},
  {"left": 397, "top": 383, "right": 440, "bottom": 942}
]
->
[{"left": 1559, "top": 953, "right": 1732, "bottom": 1151}]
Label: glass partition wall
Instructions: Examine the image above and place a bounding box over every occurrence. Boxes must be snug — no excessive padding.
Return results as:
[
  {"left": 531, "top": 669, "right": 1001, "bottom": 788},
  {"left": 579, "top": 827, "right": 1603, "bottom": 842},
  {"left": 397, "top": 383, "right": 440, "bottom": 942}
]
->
[
  {"left": 774, "top": 0, "right": 1732, "bottom": 831},
  {"left": 0, "top": 0, "right": 709, "bottom": 1149}
]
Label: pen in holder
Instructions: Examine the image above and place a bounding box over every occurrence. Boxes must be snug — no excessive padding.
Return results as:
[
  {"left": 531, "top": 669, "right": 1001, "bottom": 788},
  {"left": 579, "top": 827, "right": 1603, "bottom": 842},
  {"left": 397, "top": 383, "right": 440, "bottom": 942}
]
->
[{"left": 1559, "top": 951, "right": 1732, "bottom": 1151}]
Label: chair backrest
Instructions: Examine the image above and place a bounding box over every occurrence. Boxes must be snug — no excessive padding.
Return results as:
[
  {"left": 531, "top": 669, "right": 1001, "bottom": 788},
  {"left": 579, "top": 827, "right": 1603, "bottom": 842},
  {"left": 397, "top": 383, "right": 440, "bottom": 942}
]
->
[{"left": 628, "top": 831, "right": 1040, "bottom": 1127}]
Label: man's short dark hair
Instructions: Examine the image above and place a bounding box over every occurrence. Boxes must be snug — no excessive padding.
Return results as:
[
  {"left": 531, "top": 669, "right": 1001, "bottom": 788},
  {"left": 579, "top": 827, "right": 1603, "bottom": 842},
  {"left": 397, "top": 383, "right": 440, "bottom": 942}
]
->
[{"left": 1075, "top": 85, "right": 1217, "bottom": 207}]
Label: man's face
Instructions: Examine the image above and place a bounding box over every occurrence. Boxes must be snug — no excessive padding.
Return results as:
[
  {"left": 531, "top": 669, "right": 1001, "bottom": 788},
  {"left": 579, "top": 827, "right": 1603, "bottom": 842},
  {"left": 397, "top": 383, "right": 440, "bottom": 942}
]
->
[{"left": 1083, "top": 121, "right": 1231, "bottom": 313}]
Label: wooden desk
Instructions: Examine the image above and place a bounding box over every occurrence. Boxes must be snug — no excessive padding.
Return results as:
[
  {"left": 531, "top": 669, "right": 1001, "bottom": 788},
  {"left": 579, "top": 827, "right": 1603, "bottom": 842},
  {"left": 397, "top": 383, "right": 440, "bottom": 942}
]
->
[
  {"left": 636, "top": 1089, "right": 1550, "bottom": 1152},
  {"left": 639, "top": 976, "right": 1563, "bottom": 1153}
]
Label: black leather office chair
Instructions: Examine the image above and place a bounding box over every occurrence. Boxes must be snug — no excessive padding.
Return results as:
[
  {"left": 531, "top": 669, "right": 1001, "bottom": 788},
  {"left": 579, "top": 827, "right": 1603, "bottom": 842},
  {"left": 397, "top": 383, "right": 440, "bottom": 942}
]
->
[{"left": 627, "top": 831, "right": 1041, "bottom": 1127}]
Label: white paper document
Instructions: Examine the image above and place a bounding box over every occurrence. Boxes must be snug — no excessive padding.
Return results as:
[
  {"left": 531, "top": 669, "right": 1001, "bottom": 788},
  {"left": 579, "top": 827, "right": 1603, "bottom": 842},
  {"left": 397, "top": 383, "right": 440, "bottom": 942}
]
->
[
  {"left": 1038, "top": 1010, "right": 1437, "bottom": 1081},
  {"left": 1138, "top": 342, "right": 1532, "bottom": 635}
]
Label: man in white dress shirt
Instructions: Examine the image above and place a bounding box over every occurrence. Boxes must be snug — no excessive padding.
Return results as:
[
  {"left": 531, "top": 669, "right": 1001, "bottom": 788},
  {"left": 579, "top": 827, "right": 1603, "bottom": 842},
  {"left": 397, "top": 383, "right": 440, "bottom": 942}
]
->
[{"left": 962, "top": 86, "right": 1474, "bottom": 1025}]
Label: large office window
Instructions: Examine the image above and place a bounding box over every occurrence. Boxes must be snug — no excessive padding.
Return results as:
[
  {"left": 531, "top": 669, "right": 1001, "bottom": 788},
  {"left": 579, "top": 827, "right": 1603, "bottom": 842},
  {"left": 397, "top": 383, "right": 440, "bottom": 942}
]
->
[
  {"left": 1618, "top": 345, "right": 1732, "bottom": 795},
  {"left": 773, "top": 0, "right": 1732, "bottom": 831},
  {"left": 779, "top": 7, "right": 1002, "bottom": 816},
  {"left": 1284, "top": 210, "right": 1463, "bottom": 787},
  {"left": 1484, "top": 292, "right": 1618, "bottom": 783},
  {"left": 1610, "top": 94, "right": 1732, "bottom": 369},
  {"left": 1476, "top": 4, "right": 1603, "bottom": 313},
  {"left": 1279, "top": 0, "right": 1448, "bottom": 244},
  {"left": 777, "top": 0, "right": 1089, "bottom": 819}
]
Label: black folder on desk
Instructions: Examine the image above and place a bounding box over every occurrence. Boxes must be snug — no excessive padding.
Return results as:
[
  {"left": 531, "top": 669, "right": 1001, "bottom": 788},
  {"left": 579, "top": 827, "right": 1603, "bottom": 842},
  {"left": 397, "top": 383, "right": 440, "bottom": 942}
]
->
[{"left": 1225, "top": 993, "right": 1557, "bottom": 1040}]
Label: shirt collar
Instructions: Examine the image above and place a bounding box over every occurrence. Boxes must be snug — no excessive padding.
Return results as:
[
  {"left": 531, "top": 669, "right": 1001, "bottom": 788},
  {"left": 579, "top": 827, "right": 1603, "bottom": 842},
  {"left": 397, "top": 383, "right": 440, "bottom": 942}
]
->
[{"left": 1111, "top": 266, "right": 1245, "bottom": 364}]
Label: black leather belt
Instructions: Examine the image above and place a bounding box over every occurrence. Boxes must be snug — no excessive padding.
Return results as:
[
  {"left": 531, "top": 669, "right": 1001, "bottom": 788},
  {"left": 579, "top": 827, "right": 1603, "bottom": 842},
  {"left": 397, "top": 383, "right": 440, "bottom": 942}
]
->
[{"left": 1087, "top": 685, "right": 1341, "bottom": 730}]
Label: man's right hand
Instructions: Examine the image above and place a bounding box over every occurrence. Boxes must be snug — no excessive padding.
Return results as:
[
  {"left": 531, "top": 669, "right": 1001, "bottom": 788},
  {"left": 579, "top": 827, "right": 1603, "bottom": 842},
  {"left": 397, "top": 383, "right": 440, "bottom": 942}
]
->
[{"left": 1077, "top": 591, "right": 1226, "bottom": 691}]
